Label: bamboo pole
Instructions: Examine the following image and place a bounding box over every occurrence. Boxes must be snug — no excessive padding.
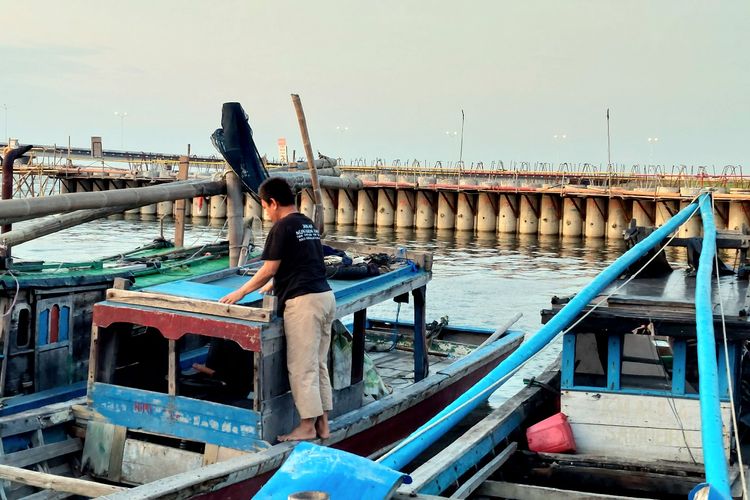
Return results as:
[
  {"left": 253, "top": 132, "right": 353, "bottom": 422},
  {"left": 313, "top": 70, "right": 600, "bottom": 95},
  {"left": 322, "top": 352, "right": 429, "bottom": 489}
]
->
[
  {"left": 0, "top": 205, "right": 131, "bottom": 251},
  {"left": 225, "top": 168, "right": 244, "bottom": 267},
  {"left": 174, "top": 155, "right": 189, "bottom": 247},
  {"left": 0, "top": 463, "right": 127, "bottom": 497},
  {"left": 291, "top": 94, "right": 324, "bottom": 232},
  {"left": 0, "top": 178, "right": 225, "bottom": 226}
]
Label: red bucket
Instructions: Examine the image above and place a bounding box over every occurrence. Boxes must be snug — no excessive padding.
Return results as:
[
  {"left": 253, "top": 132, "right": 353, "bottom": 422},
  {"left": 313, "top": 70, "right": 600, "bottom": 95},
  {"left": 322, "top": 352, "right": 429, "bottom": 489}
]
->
[{"left": 526, "top": 412, "right": 576, "bottom": 453}]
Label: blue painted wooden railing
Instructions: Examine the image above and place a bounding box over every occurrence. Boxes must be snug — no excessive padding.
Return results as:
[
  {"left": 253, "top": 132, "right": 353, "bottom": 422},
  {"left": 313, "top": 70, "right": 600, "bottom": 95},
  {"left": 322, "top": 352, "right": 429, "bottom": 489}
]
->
[
  {"left": 379, "top": 196, "right": 702, "bottom": 471},
  {"left": 696, "top": 193, "right": 731, "bottom": 498}
]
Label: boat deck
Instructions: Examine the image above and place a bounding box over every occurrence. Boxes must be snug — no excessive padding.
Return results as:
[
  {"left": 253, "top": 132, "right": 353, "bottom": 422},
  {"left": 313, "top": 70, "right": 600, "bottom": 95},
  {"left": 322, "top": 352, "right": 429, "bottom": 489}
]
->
[
  {"left": 544, "top": 269, "right": 750, "bottom": 339},
  {"left": 370, "top": 350, "right": 457, "bottom": 391}
]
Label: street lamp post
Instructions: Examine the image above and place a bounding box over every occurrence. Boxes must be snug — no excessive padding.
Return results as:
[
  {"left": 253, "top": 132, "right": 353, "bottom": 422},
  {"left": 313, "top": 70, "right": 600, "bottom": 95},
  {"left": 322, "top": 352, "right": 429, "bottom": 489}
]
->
[
  {"left": 114, "top": 111, "right": 128, "bottom": 149},
  {"left": 647, "top": 137, "right": 659, "bottom": 164}
]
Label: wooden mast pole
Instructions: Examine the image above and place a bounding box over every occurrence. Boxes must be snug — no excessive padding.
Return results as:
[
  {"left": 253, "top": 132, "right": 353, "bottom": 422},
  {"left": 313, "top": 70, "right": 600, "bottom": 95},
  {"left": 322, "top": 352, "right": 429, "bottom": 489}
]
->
[
  {"left": 291, "top": 94, "right": 324, "bottom": 232},
  {"left": 174, "top": 155, "right": 189, "bottom": 247}
]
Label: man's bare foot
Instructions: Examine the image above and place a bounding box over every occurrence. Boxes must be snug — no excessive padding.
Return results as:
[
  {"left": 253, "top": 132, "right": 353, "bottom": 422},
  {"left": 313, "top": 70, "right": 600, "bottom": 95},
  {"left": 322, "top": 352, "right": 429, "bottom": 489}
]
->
[
  {"left": 277, "top": 418, "right": 317, "bottom": 442},
  {"left": 315, "top": 412, "right": 330, "bottom": 439}
]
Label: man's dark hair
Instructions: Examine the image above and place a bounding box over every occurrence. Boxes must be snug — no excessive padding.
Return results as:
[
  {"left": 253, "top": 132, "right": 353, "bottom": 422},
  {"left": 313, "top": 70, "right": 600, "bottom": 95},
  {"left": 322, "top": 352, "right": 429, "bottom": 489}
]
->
[{"left": 258, "top": 178, "right": 296, "bottom": 206}]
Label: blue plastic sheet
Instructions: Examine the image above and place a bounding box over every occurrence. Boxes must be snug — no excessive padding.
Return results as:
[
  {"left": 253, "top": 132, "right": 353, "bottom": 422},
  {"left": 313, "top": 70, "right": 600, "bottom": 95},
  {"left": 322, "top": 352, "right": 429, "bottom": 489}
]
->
[{"left": 254, "top": 442, "right": 411, "bottom": 500}]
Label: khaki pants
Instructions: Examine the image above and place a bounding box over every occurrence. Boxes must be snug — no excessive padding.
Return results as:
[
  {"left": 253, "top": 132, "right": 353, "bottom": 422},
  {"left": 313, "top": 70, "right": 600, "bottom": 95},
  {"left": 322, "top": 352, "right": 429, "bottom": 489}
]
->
[{"left": 283, "top": 290, "right": 336, "bottom": 419}]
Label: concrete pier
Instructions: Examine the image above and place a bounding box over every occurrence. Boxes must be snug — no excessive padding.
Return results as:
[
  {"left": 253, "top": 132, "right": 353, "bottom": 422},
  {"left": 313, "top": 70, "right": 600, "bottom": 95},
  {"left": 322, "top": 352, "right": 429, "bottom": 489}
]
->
[
  {"left": 437, "top": 192, "right": 457, "bottom": 230},
  {"left": 584, "top": 198, "right": 606, "bottom": 238},
  {"left": 244, "top": 194, "right": 262, "bottom": 220},
  {"left": 607, "top": 198, "right": 628, "bottom": 240},
  {"left": 518, "top": 194, "right": 539, "bottom": 235},
  {"left": 415, "top": 179, "right": 436, "bottom": 229},
  {"left": 655, "top": 187, "right": 679, "bottom": 227},
  {"left": 357, "top": 189, "right": 376, "bottom": 227},
  {"left": 322, "top": 188, "right": 336, "bottom": 225},
  {"left": 192, "top": 197, "right": 209, "bottom": 218},
  {"left": 455, "top": 179, "right": 476, "bottom": 232},
  {"left": 498, "top": 194, "right": 518, "bottom": 234},
  {"left": 539, "top": 194, "right": 560, "bottom": 236},
  {"left": 476, "top": 191, "right": 497, "bottom": 233},
  {"left": 209, "top": 195, "right": 227, "bottom": 220},
  {"left": 632, "top": 198, "right": 655, "bottom": 227},
  {"left": 376, "top": 174, "right": 396, "bottom": 228},
  {"left": 299, "top": 189, "right": 315, "bottom": 221},
  {"left": 561, "top": 197, "right": 583, "bottom": 237},
  {"left": 337, "top": 189, "right": 356, "bottom": 226},
  {"left": 396, "top": 190, "right": 415, "bottom": 228}
]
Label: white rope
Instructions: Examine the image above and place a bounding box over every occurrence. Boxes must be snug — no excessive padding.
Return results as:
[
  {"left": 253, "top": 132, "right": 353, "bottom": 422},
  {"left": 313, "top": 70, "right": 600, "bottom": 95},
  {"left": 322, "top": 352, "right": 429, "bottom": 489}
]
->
[
  {"left": 1, "top": 271, "right": 19, "bottom": 318},
  {"left": 380, "top": 205, "right": 700, "bottom": 464},
  {"left": 712, "top": 195, "right": 748, "bottom": 497}
]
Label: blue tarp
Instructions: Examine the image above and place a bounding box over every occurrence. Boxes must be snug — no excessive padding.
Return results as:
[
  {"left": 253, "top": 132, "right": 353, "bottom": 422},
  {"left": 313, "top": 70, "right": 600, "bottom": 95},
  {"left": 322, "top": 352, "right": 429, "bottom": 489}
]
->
[{"left": 253, "top": 442, "right": 410, "bottom": 500}]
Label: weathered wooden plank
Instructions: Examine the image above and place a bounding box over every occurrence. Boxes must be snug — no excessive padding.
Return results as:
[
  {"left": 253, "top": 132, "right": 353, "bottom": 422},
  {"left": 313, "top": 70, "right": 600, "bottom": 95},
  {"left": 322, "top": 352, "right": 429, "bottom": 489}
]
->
[
  {"left": 168, "top": 340, "right": 177, "bottom": 396},
  {"left": 563, "top": 391, "right": 732, "bottom": 431},
  {"left": 529, "top": 464, "right": 700, "bottom": 496},
  {"left": 563, "top": 391, "right": 731, "bottom": 462},
  {"left": 0, "top": 439, "right": 82, "bottom": 468},
  {"left": 335, "top": 274, "right": 432, "bottom": 319},
  {"left": 0, "top": 398, "right": 82, "bottom": 438},
  {"left": 107, "top": 425, "right": 127, "bottom": 482},
  {"left": 203, "top": 444, "right": 220, "bottom": 466},
  {"left": 528, "top": 451, "right": 707, "bottom": 476},
  {"left": 105, "top": 289, "right": 272, "bottom": 322},
  {"left": 90, "top": 383, "right": 264, "bottom": 452},
  {"left": 0, "top": 464, "right": 126, "bottom": 497},
  {"left": 120, "top": 439, "right": 204, "bottom": 485},
  {"left": 449, "top": 442, "right": 517, "bottom": 499},
  {"left": 476, "top": 480, "right": 653, "bottom": 499},
  {"left": 20, "top": 488, "right": 74, "bottom": 500}
]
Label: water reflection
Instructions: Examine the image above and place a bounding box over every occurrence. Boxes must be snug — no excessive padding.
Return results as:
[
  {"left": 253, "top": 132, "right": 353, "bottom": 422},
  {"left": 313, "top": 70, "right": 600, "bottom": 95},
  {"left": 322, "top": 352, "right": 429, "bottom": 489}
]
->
[{"left": 14, "top": 217, "right": 646, "bottom": 334}]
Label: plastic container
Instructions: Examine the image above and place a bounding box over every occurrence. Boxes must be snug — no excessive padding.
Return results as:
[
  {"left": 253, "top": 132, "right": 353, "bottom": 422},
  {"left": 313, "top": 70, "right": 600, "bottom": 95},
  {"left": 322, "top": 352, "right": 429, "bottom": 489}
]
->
[{"left": 526, "top": 412, "right": 576, "bottom": 453}]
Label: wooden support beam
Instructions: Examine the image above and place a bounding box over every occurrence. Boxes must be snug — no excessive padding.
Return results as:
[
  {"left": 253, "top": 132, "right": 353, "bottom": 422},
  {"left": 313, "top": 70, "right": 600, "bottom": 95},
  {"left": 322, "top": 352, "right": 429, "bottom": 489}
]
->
[
  {"left": 0, "top": 464, "right": 127, "bottom": 497},
  {"left": 0, "top": 438, "right": 82, "bottom": 468},
  {"left": 174, "top": 155, "right": 189, "bottom": 248},
  {"left": 352, "top": 309, "right": 366, "bottom": 384},
  {"left": 412, "top": 286, "right": 429, "bottom": 382},
  {"left": 168, "top": 340, "right": 177, "bottom": 396},
  {"left": 449, "top": 442, "right": 516, "bottom": 499},
  {"left": 476, "top": 480, "right": 652, "bottom": 499},
  {"left": 105, "top": 289, "right": 272, "bottom": 322}
]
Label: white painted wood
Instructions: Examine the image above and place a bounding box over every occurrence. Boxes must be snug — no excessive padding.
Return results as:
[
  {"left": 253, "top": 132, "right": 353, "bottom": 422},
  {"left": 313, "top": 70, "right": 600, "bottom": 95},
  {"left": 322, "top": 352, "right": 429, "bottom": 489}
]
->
[
  {"left": 120, "top": 439, "right": 204, "bottom": 485},
  {"left": 562, "top": 391, "right": 731, "bottom": 463}
]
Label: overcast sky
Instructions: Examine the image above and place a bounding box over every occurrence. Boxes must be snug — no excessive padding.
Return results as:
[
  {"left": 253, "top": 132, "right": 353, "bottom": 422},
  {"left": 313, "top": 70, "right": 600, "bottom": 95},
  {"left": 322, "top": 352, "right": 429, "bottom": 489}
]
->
[{"left": 1, "top": 1, "right": 747, "bottom": 168}]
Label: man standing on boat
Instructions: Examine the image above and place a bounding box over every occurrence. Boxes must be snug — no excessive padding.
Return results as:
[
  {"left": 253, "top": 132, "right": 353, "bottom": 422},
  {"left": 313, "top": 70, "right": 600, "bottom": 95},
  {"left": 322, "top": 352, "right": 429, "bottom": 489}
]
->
[{"left": 219, "top": 177, "right": 336, "bottom": 442}]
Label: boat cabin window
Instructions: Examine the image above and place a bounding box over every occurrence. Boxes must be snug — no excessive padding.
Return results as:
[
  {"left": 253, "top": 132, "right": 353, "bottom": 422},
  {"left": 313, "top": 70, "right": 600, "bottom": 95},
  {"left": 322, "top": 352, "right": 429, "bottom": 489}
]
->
[
  {"left": 16, "top": 308, "right": 31, "bottom": 349},
  {"left": 620, "top": 335, "right": 672, "bottom": 391},
  {"left": 573, "top": 333, "right": 607, "bottom": 387},
  {"left": 96, "top": 326, "right": 254, "bottom": 408},
  {"left": 570, "top": 332, "right": 701, "bottom": 394}
]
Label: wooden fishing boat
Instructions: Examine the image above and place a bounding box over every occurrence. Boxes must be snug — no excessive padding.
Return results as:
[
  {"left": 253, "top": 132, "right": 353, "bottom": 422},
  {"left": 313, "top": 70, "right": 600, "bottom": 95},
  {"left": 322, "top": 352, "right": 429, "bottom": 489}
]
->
[
  {"left": 0, "top": 242, "right": 523, "bottom": 498},
  {"left": 393, "top": 227, "right": 750, "bottom": 499},
  {"left": 0, "top": 239, "right": 241, "bottom": 414}
]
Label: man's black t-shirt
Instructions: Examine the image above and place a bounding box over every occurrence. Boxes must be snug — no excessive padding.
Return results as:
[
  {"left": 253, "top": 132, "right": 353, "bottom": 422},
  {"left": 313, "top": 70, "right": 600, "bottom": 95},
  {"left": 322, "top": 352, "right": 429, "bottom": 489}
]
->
[{"left": 261, "top": 212, "right": 331, "bottom": 313}]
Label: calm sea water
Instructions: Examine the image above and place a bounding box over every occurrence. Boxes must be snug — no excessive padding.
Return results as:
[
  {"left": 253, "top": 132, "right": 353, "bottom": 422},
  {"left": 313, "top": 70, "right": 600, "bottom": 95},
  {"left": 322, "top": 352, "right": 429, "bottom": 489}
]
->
[{"left": 11, "top": 215, "right": 642, "bottom": 405}]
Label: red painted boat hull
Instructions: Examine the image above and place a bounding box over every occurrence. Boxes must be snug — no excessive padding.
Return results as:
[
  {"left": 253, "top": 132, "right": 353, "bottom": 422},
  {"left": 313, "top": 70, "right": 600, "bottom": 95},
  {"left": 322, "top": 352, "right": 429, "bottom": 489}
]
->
[{"left": 194, "top": 346, "right": 513, "bottom": 499}]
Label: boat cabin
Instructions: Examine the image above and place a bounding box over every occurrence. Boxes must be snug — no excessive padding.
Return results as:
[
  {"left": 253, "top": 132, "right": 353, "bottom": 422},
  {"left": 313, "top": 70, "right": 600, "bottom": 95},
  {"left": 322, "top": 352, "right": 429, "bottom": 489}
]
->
[
  {"left": 543, "top": 232, "right": 748, "bottom": 466},
  {"left": 82, "top": 244, "right": 436, "bottom": 484}
]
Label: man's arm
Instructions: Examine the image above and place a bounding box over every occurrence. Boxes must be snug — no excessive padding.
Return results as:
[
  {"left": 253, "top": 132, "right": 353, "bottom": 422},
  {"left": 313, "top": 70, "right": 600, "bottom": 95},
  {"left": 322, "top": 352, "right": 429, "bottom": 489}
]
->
[{"left": 219, "top": 260, "right": 280, "bottom": 304}]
